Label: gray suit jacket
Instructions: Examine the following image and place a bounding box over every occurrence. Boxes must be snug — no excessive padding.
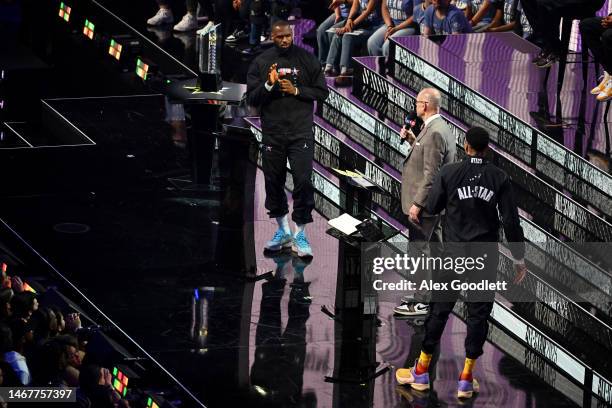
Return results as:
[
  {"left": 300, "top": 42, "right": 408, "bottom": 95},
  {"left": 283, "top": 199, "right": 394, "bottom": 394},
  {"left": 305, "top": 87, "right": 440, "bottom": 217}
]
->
[{"left": 401, "top": 116, "right": 457, "bottom": 215}]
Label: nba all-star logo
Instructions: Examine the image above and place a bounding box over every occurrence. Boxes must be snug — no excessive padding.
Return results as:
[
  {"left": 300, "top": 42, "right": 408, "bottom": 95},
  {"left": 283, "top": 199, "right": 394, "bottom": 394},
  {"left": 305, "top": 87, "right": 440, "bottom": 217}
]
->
[{"left": 278, "top": 68, "right": 300, "bottom": 77}]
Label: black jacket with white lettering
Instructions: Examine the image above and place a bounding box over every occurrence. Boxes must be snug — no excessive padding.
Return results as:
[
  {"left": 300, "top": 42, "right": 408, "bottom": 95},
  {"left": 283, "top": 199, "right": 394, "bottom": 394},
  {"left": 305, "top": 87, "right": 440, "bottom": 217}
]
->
[{"left": 426, "top": 156, "right": 525, "bottom": 260}]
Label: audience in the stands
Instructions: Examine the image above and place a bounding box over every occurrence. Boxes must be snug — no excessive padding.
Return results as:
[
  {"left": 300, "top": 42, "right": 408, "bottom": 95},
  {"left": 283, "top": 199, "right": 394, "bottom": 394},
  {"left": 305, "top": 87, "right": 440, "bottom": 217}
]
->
[
  {"left": 4, "top": 319, "right": 34, "bottom": 385},
  {"left": 465, "top": 0, "right": 501, "bottom": 32},
  {"left": 326, "top": 0, "right": 383, "bottom": 84},
  {"left": 11, "top": 292, "right": 37, "bottom": 320},
  {"left": 318, "top": 0, "right": 354, "bottom": 66},
  {"left": 368, "top": 0, "right": 418, "bottom": 57},
  {"left": 581, "top": 11, "right": 612, "bottom": 102},
  {"left": 422, "top": 0, "right": 472, "bottom": 35},
  {"left": 523, "top": 0, "right": 605, "bottom": 68}
]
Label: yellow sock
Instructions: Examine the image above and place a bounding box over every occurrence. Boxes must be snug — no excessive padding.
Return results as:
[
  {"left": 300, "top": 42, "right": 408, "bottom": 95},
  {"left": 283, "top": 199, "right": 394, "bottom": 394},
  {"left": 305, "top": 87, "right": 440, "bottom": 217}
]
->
[
  {"left": 415, "top": 351, "right": 432, "bottom": 374},
  {"left": 460, "top": 357, "right": 476, "bottom": 381}
]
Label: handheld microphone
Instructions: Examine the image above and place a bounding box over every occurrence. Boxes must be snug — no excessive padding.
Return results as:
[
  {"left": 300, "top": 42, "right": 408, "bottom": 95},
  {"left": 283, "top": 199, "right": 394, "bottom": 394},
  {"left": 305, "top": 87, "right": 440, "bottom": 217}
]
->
[{"left": 400, "top": 111, "right": 423, "bottom": 144}]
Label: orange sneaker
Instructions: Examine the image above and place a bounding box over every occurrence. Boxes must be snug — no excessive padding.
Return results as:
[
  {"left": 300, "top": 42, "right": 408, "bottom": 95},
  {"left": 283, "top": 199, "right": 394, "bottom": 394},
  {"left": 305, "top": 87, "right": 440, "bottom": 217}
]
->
[
  {"left": 591, "top": 72, "right": 610, "bottom": 95},
  {"left": 596, "top": 79, "right": 612, "bottom": 102}
]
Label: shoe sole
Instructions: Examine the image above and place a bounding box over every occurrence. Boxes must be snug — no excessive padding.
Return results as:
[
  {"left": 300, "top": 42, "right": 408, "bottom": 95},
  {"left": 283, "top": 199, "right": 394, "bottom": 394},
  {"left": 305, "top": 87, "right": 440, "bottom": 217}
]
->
[
  {"left": 536, "top": 60, "right": 557, "bottom": 68},
  {"left": 291, "top": 244, "right": 313, "bottom": 258},
  {"left": 264, "top": 241, "right": 293, "bottom": 252},
  {"left": 393, "top": 309, "right": 428, "bottom": 316},
  {"left": 396, "top": 371, "right": 429, "bottom": 390},
  {"left": 148, "top": 20, "right": 174, "bottom": 26},
  {"left": 395, "top": 370, "right": 414, "bottom": 385},
  {"left": 597, "top": 94, "right": 612, "bottom": 102},
  {"left": 457, "top": 379, "right": 479, "bottom": 399}
]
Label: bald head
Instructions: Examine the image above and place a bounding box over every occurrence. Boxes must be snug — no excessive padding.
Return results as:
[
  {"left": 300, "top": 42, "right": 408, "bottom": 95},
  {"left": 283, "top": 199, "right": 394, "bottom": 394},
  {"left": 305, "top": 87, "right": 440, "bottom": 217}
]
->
[{"left": 419, "top": 88, "right": 441, "bottom": 110}]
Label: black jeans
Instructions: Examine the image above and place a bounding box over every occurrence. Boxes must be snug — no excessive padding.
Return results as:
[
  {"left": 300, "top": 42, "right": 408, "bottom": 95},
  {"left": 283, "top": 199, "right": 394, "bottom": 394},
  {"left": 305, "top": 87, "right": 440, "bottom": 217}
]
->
[
  {"left": 261, "top": 132, "right": 315, "bottom": 225},
  {"left": 421, "top": 243, "right": 498, "bottom": 359},
  {"left": 522, "top": 0, "right": 604, "bottom": 54},
  {"left": 580, "top": 17, "right": 612, "bottom": 74}
]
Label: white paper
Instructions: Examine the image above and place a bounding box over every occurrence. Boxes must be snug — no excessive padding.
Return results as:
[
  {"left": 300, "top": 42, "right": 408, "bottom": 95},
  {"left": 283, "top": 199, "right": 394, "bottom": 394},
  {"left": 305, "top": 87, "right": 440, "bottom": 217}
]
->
[
  {"left": 349, "top": 176, "right": 377, "bottom": 189},
  {"left": 325, "top": 28, "right": 366, "bottom": 36},
  {"left": 328, "top": 213, "right": 362, "bottom": 236}
]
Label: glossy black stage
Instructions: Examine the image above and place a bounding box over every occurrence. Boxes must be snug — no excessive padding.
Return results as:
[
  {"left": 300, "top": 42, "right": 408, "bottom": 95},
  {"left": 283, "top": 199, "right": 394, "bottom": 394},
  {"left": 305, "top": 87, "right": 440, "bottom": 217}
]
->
[{"left": 1, "top": 1, "right": 612, "bottom": 407}]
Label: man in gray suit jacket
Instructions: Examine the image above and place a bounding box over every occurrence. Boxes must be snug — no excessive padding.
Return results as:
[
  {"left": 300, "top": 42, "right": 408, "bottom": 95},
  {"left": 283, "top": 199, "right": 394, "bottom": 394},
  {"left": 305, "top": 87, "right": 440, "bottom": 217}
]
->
[{"left": 394, "top": 88, "right": 457, "bottom": 317}]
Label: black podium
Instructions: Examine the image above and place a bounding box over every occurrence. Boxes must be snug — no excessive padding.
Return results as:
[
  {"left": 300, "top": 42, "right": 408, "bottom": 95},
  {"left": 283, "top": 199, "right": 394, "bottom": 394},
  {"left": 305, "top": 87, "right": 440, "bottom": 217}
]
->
[{"left": 160, "top": 77, "right": 246, "bottom": 190}]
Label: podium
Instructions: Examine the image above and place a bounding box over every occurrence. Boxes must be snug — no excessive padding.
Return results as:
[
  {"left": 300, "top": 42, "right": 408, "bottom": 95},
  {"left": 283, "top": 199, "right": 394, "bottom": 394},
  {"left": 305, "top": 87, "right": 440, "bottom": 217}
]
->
[
  {"left": 323, "top": 171, "right": 396, "bottom": 390},
  {"left": 159, "top": 78, "right": 246, "bottom": 191}
]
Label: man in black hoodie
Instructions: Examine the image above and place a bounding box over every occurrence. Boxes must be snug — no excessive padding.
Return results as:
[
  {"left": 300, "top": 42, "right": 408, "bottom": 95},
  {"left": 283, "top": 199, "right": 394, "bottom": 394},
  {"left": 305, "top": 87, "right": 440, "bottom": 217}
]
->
[{"left": 247, "top": 20, "right": 329, "bottom": 257}]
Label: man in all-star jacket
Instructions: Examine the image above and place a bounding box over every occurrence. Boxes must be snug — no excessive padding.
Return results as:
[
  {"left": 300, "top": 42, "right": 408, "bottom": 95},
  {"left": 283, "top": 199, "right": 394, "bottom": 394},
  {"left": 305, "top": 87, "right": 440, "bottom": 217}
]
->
[
  {"left": 247, "top": 20, "right": 329, "bottom": 257},
  {"left": 395, "top": 127, "right": 527, "bottom": 399}
]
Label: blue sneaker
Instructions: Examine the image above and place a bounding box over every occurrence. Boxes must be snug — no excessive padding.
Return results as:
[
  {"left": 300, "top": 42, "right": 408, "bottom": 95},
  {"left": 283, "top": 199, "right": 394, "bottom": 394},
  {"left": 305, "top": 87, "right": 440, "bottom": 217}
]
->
[
  {"left": 457, "top": 378, "right": 479, "bottom": 399},
  {"left": 264, "top": 228, "right": 293, "bottom": 251},
  {"left": 292, "top": 231, "right": 313, "bottom": 257},
  {"left": 396, "top": 364, "right": 430, "bottom": 391}
]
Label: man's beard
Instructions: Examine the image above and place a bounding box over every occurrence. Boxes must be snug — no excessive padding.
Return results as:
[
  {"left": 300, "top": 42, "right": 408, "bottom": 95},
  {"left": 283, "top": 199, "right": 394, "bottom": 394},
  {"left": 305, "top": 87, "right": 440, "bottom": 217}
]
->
[{"left": 275, "top": 43, "right": 293, "bottom": 55}]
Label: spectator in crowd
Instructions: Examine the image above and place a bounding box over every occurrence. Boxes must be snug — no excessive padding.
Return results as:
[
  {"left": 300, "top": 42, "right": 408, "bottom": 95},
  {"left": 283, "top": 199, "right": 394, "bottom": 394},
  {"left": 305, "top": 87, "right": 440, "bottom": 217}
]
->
[
  {"left": 49, "top": 306, "right": 66, "bottom": 334},
  {"left": 55, "top": 335, "right": 82, "bottom": 387},
  {"left": 147, "top": 0, "right": 216, "bottom": 32},
  {"left": 0, "top": 324, "right": 20, "bottom": 387},
  {"left": 241, "top": 0, "right": 270, "bottom": 55},
  {"left": 466, "top": 0, "right": 502, "bottom": 32},
  {"left": 523, "top": 0, "right": 605, "bottom": 68},
  {"left": 30, "top": 307, "right": 59, "bottom": 345},
  {"left": 0, "top": 289, "right": 12, "bottom": 321},
  {"left": 326, "top": 0, "right": 383, "bottom": 86},
  {"left": 78, "top": 364, "right": 129, "bottom": 408},
  {"left": 10, "top": 292, "right": 37, "bottom": 320},
  {"left": 368, "top": 0, "right": 418, "bottom": 57},
  {"left": 225, "top": 0, "right": 249, "bottom": 43},
  {"left": 4, "top": 319, "right": 34, "bottom": 385},
  {"left": 318, "top": 0, "right": 353, "bottom": 73},
  {"left": 581, "top": 12, "right": 612, "bottom": 101},
  {"left": 413, "top": 0, "right": 432, "bottom": 34},
  {"left": 422, "top": 0, "right": 473, "bottom": 35},
  {"left": 64, "top": 312, "right": 83, "bottom": 335},
  {"left": 486, "top": 0, "right": 533, "bottom": 38}
]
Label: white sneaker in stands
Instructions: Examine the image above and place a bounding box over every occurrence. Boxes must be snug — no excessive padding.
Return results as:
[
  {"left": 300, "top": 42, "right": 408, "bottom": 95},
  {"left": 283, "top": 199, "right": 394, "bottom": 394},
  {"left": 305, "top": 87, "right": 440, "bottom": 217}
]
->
[
  {"left": 173, "top": 13, "right": 197, "bottom": 32},
  {"left": 147, "top": 8, "right": 173, "bottom": 26}
]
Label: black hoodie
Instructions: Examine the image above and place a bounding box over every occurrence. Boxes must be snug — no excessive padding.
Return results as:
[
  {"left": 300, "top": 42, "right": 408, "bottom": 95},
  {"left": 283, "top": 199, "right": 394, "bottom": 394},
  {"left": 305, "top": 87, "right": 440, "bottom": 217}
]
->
[
  {"left": 426, "top": 156, "right": 525, "bottom": 261},
  {"left": 246, "top": 44, "right": 329, "bottom": 137}
]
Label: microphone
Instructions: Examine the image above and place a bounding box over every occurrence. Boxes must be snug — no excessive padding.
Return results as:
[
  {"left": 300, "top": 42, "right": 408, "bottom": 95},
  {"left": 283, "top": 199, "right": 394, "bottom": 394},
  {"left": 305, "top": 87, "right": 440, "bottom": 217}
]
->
[{"left": 400, "top": 111, "right": 422, "bottom": 144}]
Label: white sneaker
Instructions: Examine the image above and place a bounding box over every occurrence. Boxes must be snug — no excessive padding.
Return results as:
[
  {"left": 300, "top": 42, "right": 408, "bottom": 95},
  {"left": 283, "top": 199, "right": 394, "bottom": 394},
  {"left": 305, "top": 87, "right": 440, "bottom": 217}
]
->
[
  {"left": 394, "top": 302, "right": 429, "bottom": 316},
  {"left": 173, "top": 13, "right": 197, "bottom": 32},
  {"left": 196, "top": 21, "right": 215, "bottom": 35},
  {"left": 147, "top": 8, "right": 173, "bottom": 26}
]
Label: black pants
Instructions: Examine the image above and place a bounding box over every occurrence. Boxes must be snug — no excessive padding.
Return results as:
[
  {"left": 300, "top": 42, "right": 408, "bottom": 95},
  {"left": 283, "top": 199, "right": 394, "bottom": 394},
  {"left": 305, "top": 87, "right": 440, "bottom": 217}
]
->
[
  {"left": 406, "top": 213, "right": 443, "bottom": 303},
  {"left": 522, "top": 0, "right": 604, "bottom": 54},
  {"left": 581, "top": 17, "right": 612, "bottom": 74},
  {"left": 421, "top": 243, "right": 497, "bottom": 359},
  {"left": 262, "top": 132, "right": 315, "bottom": 225}
]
